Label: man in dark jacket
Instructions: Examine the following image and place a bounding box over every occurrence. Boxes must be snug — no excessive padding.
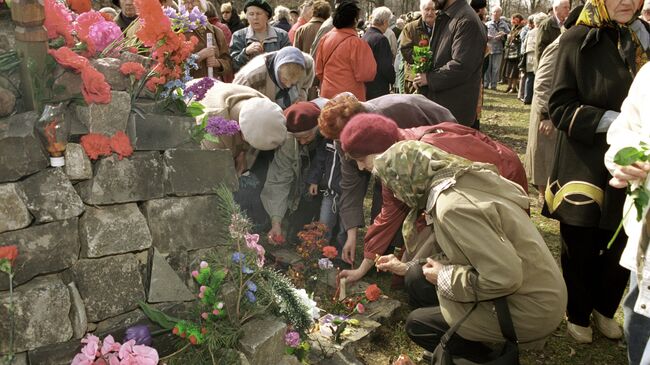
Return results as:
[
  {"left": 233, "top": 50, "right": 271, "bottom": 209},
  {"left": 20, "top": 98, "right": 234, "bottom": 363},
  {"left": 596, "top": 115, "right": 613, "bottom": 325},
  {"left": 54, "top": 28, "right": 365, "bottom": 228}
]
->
[
  {"left": 413, "top": 0, "right": 487, "bottom": 127},
  {"left": 363, "top": 6, "right": 396, "bottom": 100},
  {"left": 535, "top": 0, "right": 569, "bottom": 63}
]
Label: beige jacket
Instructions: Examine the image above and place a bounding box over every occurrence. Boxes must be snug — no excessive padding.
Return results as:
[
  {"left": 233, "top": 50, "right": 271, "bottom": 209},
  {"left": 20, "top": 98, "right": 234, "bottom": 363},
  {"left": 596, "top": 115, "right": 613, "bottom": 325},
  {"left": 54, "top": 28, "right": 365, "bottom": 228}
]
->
[
  {"left": 427, "top": 170, "right": 567, "bottom": 344},
  {"left": 232, "top": 50, "right": 315, "bottom": 109}
]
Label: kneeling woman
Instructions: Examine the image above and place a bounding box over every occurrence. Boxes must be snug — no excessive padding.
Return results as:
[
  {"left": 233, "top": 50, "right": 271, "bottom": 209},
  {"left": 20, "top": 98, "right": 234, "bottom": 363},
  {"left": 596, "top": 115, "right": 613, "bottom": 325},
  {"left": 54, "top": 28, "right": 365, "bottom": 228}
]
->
[{"left": 358, "top": 139, "right": 566, "bottom": 358}]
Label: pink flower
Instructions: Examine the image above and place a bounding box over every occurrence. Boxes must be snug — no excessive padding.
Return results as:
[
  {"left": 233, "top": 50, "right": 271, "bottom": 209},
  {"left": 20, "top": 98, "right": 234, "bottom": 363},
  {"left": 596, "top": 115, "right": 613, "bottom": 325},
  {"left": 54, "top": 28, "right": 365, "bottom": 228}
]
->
[
  {"left": 118, "top": 339, "right": 136, "bottom": 360},
  {"left": 201, "top": 312, "right": 209, "bottom": 319},
  {"left": 80, "top": 334, "right": 100, "bottom": 358},
  {"left": 88, "top": 20, "right": 123, "bottom": 54},
  {"left": 101, "top": 335, "right": 121, "bottom": 355},
  {"left": 130, "top": 344, "right": 159, "bottom": 365},
  {"left": 71, "top": 353, "right": 94, "bottom": 365},
  {"left": 199, "top": 286, "right": 207, "bottom": 292},
  {"left": 191, "top": 270, "right": 199, "bottom": 278},
  {"left": 212, "top": 309, "right": 220, "bottom": 315},
  {"left": 355, "top": 303, "right": 365, "bottom": 314},
  {"left": 200, "top": 261, "right": 208, "bottom": 269},
  {"left": 245, "top": 233, "right": 265, "bottom": 268},
  {"left": 245, "top": 233, "right": 260, "bottom": 248}
]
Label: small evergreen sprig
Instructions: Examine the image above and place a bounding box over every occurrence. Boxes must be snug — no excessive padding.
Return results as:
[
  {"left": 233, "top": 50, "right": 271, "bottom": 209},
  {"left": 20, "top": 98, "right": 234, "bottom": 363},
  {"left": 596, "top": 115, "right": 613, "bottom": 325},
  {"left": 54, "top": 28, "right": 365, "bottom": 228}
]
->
[{"left": 260, "top": 269, "right": 314, "bottom": 334}]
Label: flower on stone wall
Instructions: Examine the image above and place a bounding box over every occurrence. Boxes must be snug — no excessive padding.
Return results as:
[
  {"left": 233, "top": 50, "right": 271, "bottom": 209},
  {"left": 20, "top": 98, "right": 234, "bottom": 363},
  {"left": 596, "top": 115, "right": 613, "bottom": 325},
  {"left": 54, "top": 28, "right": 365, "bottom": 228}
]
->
[
  {"left": 109, "top": 131, "right": 133, "bottom": 160},
  {"left": 80, "top": 133, "right": 111, "bottom": 160}
]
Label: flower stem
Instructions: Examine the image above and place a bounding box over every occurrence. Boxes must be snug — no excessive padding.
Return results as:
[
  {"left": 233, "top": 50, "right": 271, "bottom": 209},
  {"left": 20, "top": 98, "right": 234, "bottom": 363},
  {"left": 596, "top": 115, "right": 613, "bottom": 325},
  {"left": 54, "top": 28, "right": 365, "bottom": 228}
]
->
[
  {"left": 608, "top": 204, "right": 633, "bottom": 249},
  {"left": 8, "top": 271, "right": 14, "bottom": 359}
]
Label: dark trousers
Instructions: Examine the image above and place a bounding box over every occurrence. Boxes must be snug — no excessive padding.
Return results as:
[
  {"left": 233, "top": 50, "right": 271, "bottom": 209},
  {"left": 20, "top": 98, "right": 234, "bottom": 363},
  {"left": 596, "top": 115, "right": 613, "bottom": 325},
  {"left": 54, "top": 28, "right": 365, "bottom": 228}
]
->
[
  {"left": 559, "top": 223, "right": 629, "bottom": 326},
  {"left": 404, "top": 265, "right": 492, "bottom": 359},
  {"left": 234, "top": 150, "right": 275, "bottom": 232}
]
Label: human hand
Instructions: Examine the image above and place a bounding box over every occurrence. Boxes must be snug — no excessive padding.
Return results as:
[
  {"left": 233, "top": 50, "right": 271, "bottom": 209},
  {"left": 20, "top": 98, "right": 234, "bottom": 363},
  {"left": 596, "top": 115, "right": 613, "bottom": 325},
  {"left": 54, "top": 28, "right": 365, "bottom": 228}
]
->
[
  {"left": 538, "top": 119, "right": 554, "bottom": 136},
  {"left": 610, "top": 162, "right": 650, "bottom": 188},
  {"left": 422, "top": 258, "right": 443, "bottom": 285},
  {"left": 376, "top": 254, "right": 408, "bottom": 276},
  {"left": 342, "top": 235, "right": 356, "bottom": 265},
  {"left": 268, "top": 223, "right": 284, "bottom": 245},
  {"left": 414, "top": 73, "right": 428, "bottom": 87},
  {"left": 245, "top": 42, "right": 263, "bottom": 56},
  {"left": 338, "top": 268, "right": 364, "bottom": 283},
  {"left": 197, "top": 46, "right": 216, "bottom": 61},
  {"left": 308, "top": 184, "right": 319, "bottom": 196}
]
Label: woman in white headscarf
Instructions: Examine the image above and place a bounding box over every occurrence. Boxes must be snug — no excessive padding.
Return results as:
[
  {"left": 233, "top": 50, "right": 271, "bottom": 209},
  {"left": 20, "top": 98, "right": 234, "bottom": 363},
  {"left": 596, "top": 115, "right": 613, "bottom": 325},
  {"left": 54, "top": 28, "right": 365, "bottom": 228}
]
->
[{"left": 233, "top": 46, "right": 315, "bottom": 109}]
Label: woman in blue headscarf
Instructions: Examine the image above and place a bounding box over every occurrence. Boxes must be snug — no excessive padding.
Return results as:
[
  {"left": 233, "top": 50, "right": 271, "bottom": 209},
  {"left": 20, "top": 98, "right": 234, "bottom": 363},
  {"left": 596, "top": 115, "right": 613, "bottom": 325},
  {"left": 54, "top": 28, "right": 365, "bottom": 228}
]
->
[{"left": 233, "top": 46, "right": 315, "bottom": 109}]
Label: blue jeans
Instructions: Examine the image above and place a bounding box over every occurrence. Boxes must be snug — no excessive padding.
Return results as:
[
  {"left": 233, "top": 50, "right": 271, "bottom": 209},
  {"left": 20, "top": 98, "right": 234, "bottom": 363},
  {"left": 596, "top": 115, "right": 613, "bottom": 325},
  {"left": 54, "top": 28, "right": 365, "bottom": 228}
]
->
[
  {"left": 625, "top": 272, "right": 650, "bottom": 365},
  {"left": 484, "top": 53, "right": 503, "bottom": 89},
  {"left": 319, "top": 193, "right": 346, "bottom": 248}
]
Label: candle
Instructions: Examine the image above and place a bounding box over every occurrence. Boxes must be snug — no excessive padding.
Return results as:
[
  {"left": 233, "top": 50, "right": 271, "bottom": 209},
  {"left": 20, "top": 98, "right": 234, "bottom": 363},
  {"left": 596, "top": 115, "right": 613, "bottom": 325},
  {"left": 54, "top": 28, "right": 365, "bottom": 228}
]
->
[{"left": 338, "top": 277, "right": 347, "bottom": 301}]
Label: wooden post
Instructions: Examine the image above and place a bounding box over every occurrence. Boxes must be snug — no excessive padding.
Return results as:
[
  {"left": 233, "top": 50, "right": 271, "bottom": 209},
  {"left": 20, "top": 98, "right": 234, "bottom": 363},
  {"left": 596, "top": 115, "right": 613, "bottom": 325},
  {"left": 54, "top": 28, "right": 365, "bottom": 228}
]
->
[{"left": 10, "top": 0, "right": 48, "bottom": 111}]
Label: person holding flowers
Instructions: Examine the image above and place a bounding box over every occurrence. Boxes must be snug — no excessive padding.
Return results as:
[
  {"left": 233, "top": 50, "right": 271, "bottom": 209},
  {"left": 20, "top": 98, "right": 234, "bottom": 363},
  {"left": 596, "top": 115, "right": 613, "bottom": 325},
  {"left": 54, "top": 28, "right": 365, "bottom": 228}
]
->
[
  {"left": 543, "top": 0, "right": 650, "bottom": 344},
  {"left": 350, "top": 134, "right": 565, "bottom": 359},
  {"left": 399, "top": 0, "right": 435, "bottom": 94}
]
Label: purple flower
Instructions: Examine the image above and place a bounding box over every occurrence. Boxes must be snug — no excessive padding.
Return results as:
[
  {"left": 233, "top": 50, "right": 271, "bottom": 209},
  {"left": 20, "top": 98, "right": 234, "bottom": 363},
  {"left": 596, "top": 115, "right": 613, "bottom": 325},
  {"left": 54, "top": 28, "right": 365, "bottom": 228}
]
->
[
  {"left": 205, "top": 116, "right": 241, "bottom": 137},
  {"left": 242, "top": 265, "right": 253, "bottom": 274},
  {"left": 185, "top": 77, "right": 214, "bottom": 101},
  {"left": 318, "top": 258, "right": 333, "bottom": 270},
  {"left": 245, "top": 290, "right": 256, "bottom": 303},
  {"left": 232, "top": 252, "right": 245, "bottom": 263},
  {"left": 124, "top": 325, "right": 152, "bottom": 346},
  {"left": 285, "top": 331, "right": 301, "bottom": 347},
  {"left": 246, "top": 280, "right": 257, "bottom": 292}
]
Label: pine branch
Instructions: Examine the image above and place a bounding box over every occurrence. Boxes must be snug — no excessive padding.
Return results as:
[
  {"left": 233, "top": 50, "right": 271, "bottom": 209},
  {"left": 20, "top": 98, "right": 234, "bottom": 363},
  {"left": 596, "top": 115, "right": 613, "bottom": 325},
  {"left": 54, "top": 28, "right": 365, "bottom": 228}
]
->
[{"left": 260, "top": 269, "right": 313, "bottom": 333}]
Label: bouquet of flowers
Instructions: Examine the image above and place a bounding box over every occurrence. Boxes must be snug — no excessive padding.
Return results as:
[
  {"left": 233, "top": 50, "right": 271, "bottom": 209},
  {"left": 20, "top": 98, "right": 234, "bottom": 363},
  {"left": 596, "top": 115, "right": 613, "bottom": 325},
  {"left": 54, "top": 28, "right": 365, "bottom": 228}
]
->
[
  {"left": 411, "top": 37, "right": 433, "bottom": 75},
  {"left": 71, "top": 334, "right": 159, "bottom": 365}
]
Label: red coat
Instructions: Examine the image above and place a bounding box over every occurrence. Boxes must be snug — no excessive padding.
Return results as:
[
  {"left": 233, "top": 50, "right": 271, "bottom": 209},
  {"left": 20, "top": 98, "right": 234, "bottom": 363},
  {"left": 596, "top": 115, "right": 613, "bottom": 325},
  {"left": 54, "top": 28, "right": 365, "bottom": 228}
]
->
[
  {"left": 363, "top": 122, "right": 528, "bottom": 260},
  {"left": 315, "top": 28, "right": 376, "bottom": 101}
]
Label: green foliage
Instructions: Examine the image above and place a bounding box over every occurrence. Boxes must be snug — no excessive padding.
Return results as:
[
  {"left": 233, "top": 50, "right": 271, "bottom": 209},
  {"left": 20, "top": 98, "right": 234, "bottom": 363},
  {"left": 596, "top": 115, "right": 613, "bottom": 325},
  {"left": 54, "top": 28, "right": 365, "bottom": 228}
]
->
[
  {"left": 614, "top": 146, "right": 647, "bottom": 166},
  {"left": 259, "top": 269, "right": 314, "bottom": 334},
  {"left": 139, "top": 302, "right": 182, "bottom": 330}
]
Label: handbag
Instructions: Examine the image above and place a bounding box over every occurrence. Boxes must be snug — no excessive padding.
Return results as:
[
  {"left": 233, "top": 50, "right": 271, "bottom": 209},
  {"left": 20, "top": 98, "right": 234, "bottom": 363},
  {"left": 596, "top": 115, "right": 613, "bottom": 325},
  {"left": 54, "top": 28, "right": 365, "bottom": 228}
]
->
[{"left": 431, "top": 296, "right": 520, "bottom": 365}]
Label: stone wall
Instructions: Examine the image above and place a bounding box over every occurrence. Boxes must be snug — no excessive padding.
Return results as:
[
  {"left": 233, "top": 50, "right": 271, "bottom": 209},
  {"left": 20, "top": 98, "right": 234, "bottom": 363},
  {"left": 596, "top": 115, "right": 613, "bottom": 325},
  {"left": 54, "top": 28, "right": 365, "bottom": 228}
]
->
[{"left": 0, "top": 100, "right": 239, "bottom": 363}]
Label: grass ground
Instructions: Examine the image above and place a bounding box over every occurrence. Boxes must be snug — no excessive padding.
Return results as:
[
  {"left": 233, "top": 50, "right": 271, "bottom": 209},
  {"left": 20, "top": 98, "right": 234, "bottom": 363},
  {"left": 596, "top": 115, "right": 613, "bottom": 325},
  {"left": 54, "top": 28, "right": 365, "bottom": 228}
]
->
[{"left": 352, "top": 86, "right": 629, "bottom": 365}]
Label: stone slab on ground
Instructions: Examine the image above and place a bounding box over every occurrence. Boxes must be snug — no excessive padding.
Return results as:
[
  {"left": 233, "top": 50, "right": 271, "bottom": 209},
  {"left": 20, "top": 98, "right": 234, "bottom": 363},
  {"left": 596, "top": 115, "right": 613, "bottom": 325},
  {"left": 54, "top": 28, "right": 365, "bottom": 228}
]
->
[
  {"left": 0, "top": 218, "right": 79, "bottom": 289},
  {"left": 67, "top": 282, "right": 88, "bottom": 339},
  {"left": 27, "top": 338, "right": 82, "bottom": 365},
  {"left": 163, "top": 148, "right": 238, "bottom": 196},
  {"left": 147, "top": 248, "right": 195, "bottom": 303},
  {"left": 64, "top": 143, "right": 92, "bottom": 181},
  {"left": 18, "top": 168, "right": 85, "bottom": 223},
  {"left": 363, "top": 296, "right": 402, "bottom": 324},
  {"left": 76, "top": 151, "right": 165, "bottom": 204},
  {"left": 0, "top": 111, "right": 48, "bottom": 182},
  {"left": 143, "top": 195, "right": 229, "bottom": 253},
  {"left": 0, "top": 182, "right": 31, "bottom": 233},
  {"left": 239, "top": 317, "right": 287, "bottom": 365},
  {"left": 308, "top": 316, "right": 380, "bottom": 365},
  {"left": 127, "top": 112, "right": 197, "bottom": 151},
  {"left": 68, "top": 254, "right": 145, "bottom": 322},
  {"left": 75, "top": 91, "right": 130, "bottom": 135},
  {"left": 267, "top": 247, "right": 303, "bottom": 269},
  {"left": 0, "top": 276, "right": 73, "bottom": 353},
  {"left": 79, "top": 203, "right": 152, "bottom": 258}
]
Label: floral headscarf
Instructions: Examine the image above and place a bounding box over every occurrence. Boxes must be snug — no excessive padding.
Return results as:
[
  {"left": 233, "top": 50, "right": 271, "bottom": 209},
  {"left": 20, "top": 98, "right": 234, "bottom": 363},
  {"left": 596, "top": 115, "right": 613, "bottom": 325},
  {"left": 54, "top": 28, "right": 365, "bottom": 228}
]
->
[
  {"left": 373, "top": 140, "right": 479, "bottom": 252},
  {"left": 577, "top": 0, "right": 648, "bottom": 74}
]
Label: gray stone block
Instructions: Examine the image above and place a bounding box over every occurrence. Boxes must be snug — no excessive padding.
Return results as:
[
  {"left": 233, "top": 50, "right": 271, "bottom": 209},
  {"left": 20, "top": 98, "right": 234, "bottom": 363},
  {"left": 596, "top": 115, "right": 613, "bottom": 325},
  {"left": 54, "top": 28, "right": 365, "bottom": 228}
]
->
[
  {"left": 239, "top": 317, "right": 287, "bottom": 365},
  {"left": 11, "top": 352, "right": 29, "bottom": 365},
  {"left": 67, "top": 282, "right": 87, "bottom": 339},
  {"left": 164, "top": 149, "right": 238, "bottom": 196},
  {"left": 127, "top": 112, "right": 197, "bottom": 151},
  {"left": 18, "top": 168, "right": 85, "bottom": 223},
  {"left": 0, "top": 182, "right": 31, "bottom": 233},
  {"left": 52, "top": 70, "right": 82, "bottom": 104},
  {"left": 27, "top": 338, "right": 81, "bottom": 365},
  {"left": 0, "top": 111, "right": 48, "bottom": 182},
  {"left": 0, "top": 218, "right": 79, "bottom": 289},
  {"left": 68, "top": 254, "right": 145, "bottom": 322},
  {"left": 79, "top": 203, "right": 152, "bottom": 258},
  {"left": 64, "top": 143, "right": 92, "bottom": 181},
  {"left": 75, "top": 152, "right": 165, "bottom": 205},
  {"left": 75, "top": 91, "right": 130, "bottom": 135},
  {"left": 91, "top": 58, "right": 129, "bottom": 91},
  {"left": 0, "top": 276, "right": 73, "bottom": 353},
  {"left": 363, "top": 297, "right": 402, "bottom": 324},
  {"left": 147, "top": 249, "right": 195, "bottom": 303},
  {"left": 143, "top": 195, "right": 229, "bottom": 253},
  {"left": 0, "top": 85, "right": 15, "bottom": 117}
]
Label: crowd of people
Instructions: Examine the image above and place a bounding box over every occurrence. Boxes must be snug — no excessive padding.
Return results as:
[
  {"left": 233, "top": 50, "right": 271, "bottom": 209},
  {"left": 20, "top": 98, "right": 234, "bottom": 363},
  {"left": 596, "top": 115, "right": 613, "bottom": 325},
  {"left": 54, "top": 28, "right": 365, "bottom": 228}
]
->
[{"left": 96, "top": 0, "right": 650, "bottom": 362}]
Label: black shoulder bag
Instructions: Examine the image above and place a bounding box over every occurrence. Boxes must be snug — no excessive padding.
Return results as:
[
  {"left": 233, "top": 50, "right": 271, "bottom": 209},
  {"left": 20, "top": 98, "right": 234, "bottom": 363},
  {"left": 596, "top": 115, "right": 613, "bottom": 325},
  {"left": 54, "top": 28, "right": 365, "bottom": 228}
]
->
[{"left": 431, "top": 295, "right": 520, "bottom": 365}]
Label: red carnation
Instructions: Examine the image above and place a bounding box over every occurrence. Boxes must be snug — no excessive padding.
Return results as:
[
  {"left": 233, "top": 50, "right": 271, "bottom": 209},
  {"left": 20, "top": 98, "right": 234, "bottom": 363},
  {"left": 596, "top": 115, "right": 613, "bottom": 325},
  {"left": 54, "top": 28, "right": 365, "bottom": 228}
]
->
[
  {"left": 0, "top": 245, "right": 18, "bottom": 267},
  {"left": 48, "top": 47, "right": 90, "bottom": 72},
  {"left": 365, "top": 284, "right": 381, "bottom": 302},
  {"left": 80, "top": 65, "right": 112, "bottom": 104},
  {"left": 68, "top": 0, "right": 91, "bottom": 13},
  {"left": 80, "top": 133, "right": 112, "bottom": 160},
  {"left": 418, "top": 39, "right": 429, "bottom": 47},
  {"left": 110, "top": 131, "right": 133, "bottom": 160},
  {"left": 145, "top": 76, "right": 166, "bottom": 92},
  {"left": 322, "top": 246, "right": 338, "bottom": 259},
  {"left": 119, "top": 62, "right": 146, "bottom": 80},
  {"left": 189, "top": 335, "right": 197, "bottom": 345}
]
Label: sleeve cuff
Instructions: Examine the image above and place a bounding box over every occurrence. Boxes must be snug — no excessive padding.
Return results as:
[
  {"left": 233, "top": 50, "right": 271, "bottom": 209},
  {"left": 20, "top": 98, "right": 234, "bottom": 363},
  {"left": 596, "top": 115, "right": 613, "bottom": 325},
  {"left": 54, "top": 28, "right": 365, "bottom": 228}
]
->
[{"left": 436, "top": 265, "right": 456, "bottom": 300}]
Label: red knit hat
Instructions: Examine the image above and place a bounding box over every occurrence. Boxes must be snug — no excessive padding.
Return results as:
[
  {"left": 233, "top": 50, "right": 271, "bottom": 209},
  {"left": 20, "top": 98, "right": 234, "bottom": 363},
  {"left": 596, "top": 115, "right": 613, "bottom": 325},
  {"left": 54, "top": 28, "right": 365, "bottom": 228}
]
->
[
  {"left": 340, "top": 113, "right": 400, "bottom": 158},
  {"left": 284, "top": 102, "right": 321, "bottom": 133}
]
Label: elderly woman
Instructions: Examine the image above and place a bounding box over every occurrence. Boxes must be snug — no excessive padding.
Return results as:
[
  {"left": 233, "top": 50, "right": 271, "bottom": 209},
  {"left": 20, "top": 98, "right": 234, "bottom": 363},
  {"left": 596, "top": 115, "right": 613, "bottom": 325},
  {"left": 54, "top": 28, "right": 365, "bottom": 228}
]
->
[
  {"left": 351, "top": 135, "right": 565, "bottom": 358},
  {"left": 221, "top": 2, "right": 246, "bottom": 33},
  {"left": 318, "top": 93, "right": 456, "bottom": 266},
  {"left": 543, "top": 0, "right": 650, "bottom": 344},
  {"left": 273, "top": 6, "right": 293, "bottom": 32},
  {"left": 181, "top": 0, "right": 233, "bottom": 79},
  {"left": 230, "top": 0, "right": 291, "bottom": 72},
  {"left": 233, "top": 46, "right": 314, "bottom": 109},
  {"left": 262, "top": 102, "right": 323, "bottom": 243},
  {"left": 336, "top": 114, "right": 527, "bottom": 284},
  {"left": 314, "top": 0, "right": 377, "bottom": 101}
]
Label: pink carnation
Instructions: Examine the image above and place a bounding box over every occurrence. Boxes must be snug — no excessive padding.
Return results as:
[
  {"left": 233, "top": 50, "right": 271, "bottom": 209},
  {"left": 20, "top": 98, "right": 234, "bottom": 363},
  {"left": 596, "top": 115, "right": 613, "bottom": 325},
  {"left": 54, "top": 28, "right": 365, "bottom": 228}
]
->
[
  {"left": 88, "top": 20, "right": 123, "bottom": 54},
  {"left": 101, "top": 335, "right": 120, "bottom": 355}
]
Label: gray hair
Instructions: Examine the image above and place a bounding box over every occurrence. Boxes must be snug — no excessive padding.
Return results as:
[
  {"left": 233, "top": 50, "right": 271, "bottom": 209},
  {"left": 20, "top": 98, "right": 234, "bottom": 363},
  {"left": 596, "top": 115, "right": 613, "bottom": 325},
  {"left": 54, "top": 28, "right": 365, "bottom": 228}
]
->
[
  {"left": 552, "top": 0, "right": 569, "bottom": 9},
  {"left": 371, "top": 6, "right": 393, "bottom": 26},
  {"left": 419, "top": 0, "right": 433, "bottom": 11},
  {"left": 491, "top": 5, "right": 502, "bottom": 14},
  {"left": 533, "top": 12, "right": 548, "bottom": 26},
  {"left": 644, "top": 0, "right": 650, "bottom": 10},
  {"left": 275, "top": 5, "right": 290, "bottom": 21}
]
